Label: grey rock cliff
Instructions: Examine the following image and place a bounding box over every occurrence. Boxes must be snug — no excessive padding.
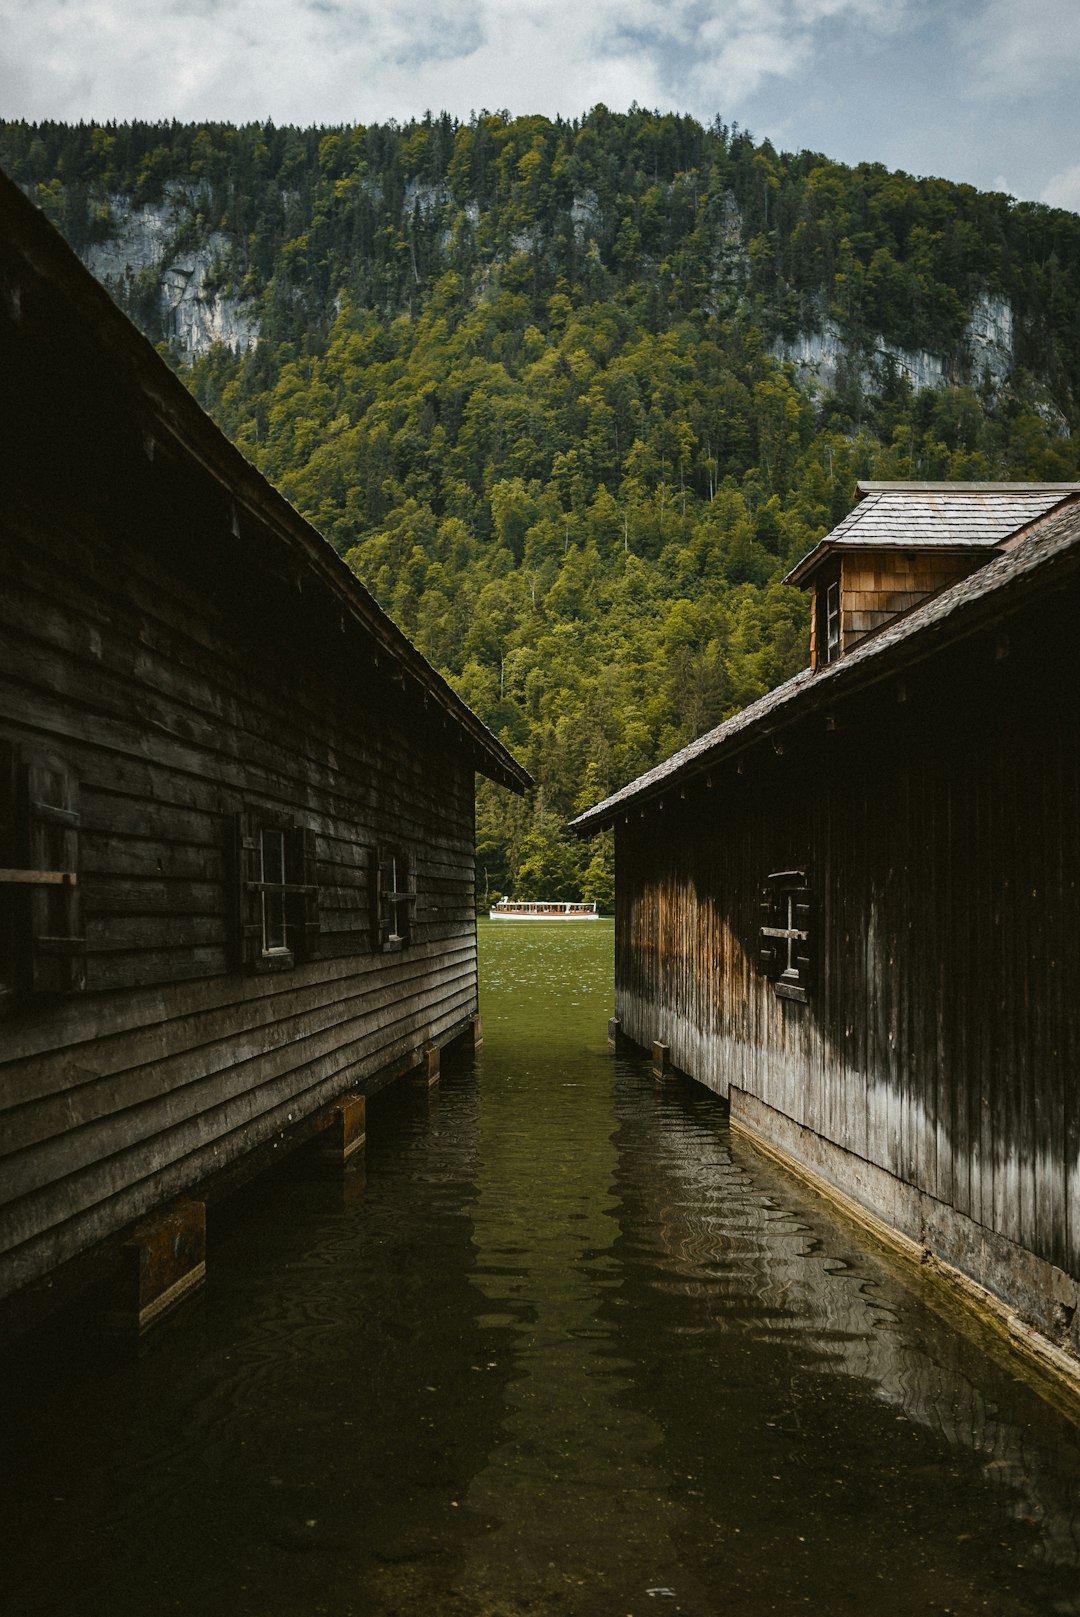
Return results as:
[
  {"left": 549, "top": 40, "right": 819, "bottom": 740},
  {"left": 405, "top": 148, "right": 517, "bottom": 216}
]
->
[
  {"left": 81, "top": 184, "right": 258, "bottom": 358},
  {"left": 771, "top": 292, "right": 1015, "bottom": 398}
]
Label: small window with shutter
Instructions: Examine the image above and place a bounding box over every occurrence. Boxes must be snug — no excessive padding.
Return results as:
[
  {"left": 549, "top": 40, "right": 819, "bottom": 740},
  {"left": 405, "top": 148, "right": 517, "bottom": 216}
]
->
[
  {"left": 370, "top": 845, "right": 415, "bottom": 952},
  {"left": 758, "top": 870, "right": 813, "bottom": 1003},
  {"left": 0, "top": 743, "right": 86, "bottom": 1004},
  {"left": 228, "top": 810, "right": 320, "bottom": 974}
]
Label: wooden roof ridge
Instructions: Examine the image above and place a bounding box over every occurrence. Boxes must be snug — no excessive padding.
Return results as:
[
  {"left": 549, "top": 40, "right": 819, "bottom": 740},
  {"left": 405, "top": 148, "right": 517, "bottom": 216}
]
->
[
  {"left": 854, "top": 480, "right": 1080, "bottom": 495},
  {"left": 570, "top": 499, "right": 1080, "bottom": 835},
  {"left": 0, "top": 168, "right": 531, "bottom": 795}
]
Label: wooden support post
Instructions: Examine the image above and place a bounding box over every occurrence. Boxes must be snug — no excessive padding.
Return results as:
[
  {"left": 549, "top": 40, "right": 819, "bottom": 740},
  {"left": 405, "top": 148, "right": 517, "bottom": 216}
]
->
[
  {"left": 472, "top": 1012, "right": 484, "bottom": 1048},
  {"left": 319, "top": 1093, "right": 366, "bottom": 1164},
  {"left": 608, "top": 1016, "right": 623, "bottom": 1052},
  {"left": 652, "top": 1040, "right": 674, "bottom": 1081},
  {"left": 109, "top": 1200, "right": 206, "bottom": 1332},
  {"left": 412, "top": 1043, "right": 441, "bottom": 1087}
]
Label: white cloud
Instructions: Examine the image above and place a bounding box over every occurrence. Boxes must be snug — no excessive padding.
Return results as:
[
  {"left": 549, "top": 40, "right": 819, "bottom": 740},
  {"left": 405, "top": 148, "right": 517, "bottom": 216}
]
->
[
  {"left": 1041, "top": 162, "right": 1080, "bottom": 214},
  {"left": 2, "top": 0, "right": 1074, "bottom": 205},
  {"left": 0, "top": 0, "right": 909, "bottom": 126},
  {"left": 958, "top": 0, "right": 1080, "bottom": 99}
]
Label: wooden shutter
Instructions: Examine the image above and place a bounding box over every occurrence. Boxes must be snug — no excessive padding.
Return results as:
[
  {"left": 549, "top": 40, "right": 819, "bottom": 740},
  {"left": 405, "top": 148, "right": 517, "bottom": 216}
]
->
[
  {"left": 0, "top": 741, "right": 16, "bottom": 859},
  {"left": 370, "top": 845, "right": 386, "bottom": 950},
  {"left": 228, "top": 810, "right": 262, "bottom": 970},
  {"left": 757, "top": 882, "right": 782, "bottom": 978},
  {"left": 0, "top": 741, "right": 19, "bottom": 1006},
  {"left": 791, "top": 887, "right": 814, "bottom": 989},
  {"left": 21, "top": 755, "right": 85, "bottom": 993},
  {"left": 400, "top": 850, "right": 415, "bottom": 945}
]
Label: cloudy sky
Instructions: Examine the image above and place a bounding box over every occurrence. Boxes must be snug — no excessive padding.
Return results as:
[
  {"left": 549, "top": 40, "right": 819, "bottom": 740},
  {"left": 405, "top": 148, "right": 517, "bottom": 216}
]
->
[{"left": 2, "top": 0, "right": 1078, "bottom": 210}]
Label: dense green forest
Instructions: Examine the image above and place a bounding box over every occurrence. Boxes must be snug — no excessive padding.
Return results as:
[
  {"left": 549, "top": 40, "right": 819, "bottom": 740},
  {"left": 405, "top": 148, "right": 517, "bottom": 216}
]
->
[{"left": 4, "top": 111, "right": 1079, "bottom": 906}]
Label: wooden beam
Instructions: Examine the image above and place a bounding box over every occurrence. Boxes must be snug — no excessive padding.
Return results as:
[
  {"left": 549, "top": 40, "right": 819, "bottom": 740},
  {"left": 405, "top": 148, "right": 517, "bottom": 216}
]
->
[
  {"left": 318, "top": 1092, "right": 366, "bottom": 1164},
  {"left": 106, "top": 1200, "right": 206, "bottom": 1333},
  {"left": 0, "top": 868, "right": 77, "bottom": 886}
]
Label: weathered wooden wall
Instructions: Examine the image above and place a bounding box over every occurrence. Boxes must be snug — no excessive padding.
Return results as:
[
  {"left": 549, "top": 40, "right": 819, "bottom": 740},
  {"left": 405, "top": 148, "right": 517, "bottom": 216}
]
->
[
  {"left": 614, "top": 583, "right": 1080, "bottom": 1349},
  {"left": 0, "top": 492, "right": 481, "bottom": 1303},
  {"left": 0, "top": 176, "right": 499, "bottom": 1314}
]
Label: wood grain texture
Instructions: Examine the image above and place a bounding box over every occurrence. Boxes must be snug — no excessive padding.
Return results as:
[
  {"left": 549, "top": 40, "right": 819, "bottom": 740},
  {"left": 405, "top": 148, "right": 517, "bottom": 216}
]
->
[
  {"left": 838, "top": 549, "right": 985, "bottom": 654},
  {"left": 613, "top": 584, "right": 1080, "bottom": 1353},
  {"left": 0, "top": 178, "right": 506, "bottom": 1316}
]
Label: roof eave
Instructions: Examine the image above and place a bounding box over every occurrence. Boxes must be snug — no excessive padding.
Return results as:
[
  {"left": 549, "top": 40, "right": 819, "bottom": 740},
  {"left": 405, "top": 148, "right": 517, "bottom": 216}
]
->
[
  {"left": 572, "top": 512, "right": 1080, "bottom": 835},
  {"left": 2, "top": 172, "right": 532, "bottom": 798},
  {"left": 784, "top": 538, "right": 1009, "bottom": 590},
  {"left": 782, "top": 540, "right": 828, "bottom": 589}
]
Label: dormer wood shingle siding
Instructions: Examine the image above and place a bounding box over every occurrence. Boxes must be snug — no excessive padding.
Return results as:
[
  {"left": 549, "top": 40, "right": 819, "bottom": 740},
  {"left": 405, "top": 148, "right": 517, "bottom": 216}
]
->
[{"left": 787, "top": 482, "right": 1080, "bottom": 667}]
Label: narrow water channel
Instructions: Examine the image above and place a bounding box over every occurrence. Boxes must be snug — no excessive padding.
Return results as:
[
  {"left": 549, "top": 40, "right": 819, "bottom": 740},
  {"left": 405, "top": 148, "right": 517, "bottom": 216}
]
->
[{"left": 3, "top": 920, "right": 1080, "bottom": 1616}]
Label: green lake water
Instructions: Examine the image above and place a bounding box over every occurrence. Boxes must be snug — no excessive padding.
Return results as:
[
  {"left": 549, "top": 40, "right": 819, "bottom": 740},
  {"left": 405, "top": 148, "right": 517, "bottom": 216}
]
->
[{"left": 3, "top": 918, "right": 1080, "bottom": 1615}]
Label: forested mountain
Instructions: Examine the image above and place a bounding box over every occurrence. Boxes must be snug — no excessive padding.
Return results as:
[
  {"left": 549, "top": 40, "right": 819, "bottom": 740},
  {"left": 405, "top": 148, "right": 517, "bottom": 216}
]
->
[{"left": 4, "top": 110, "right": 1079, "bottom": 905}]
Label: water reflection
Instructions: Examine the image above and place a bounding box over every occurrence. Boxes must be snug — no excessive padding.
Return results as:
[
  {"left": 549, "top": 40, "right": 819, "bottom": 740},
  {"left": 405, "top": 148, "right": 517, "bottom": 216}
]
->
[
  {"left": 458, "top": 924, "right": 670, "bottom": 1614},
  {"left": 607, "top": 1072, "right": 1080, "bottom": 1615},
  {"left": 1, "top": 919, "right": 1078, "bottom": 1617}
]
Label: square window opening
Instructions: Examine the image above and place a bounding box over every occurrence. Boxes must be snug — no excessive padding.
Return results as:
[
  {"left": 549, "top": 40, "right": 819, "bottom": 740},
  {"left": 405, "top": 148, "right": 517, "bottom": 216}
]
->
[
  {"left": 230, "top": 811, "right": 320, "bottom": 974},
  {"left": 758, "top": 870, "right": 814, "bottom": 1003},
  {"left": 371, "top": 845, "right": 415, "bottom": 953}
]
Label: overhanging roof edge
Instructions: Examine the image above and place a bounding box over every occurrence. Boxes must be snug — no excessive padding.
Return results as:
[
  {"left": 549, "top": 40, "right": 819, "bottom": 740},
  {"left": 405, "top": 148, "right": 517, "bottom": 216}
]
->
[
  {"left": 571, "top": 505, "right": 1080, "bottom": 835},
  {"left": 1, "top": 170, "right": 532, "bottom": 795}
]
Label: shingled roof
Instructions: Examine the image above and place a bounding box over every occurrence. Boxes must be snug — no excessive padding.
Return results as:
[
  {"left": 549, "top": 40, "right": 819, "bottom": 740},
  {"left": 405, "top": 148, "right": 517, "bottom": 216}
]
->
[
  {"left": 785, "top": 481, "right": 1080, "bottom": 586},
  {"left": 571, "top": 496, "right": 1080, "bottom": 836}
]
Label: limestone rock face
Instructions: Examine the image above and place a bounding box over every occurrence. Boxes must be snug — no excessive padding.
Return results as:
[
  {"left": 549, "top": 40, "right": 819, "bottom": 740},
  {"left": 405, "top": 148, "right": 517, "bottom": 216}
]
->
[
  {"left": 570, "top": 191, "right": 601, "bottom": 235},
  {"left": 771, "top": 292, "right": 1015, "bottom": 398},
  {"left": 403, "top": 178, "right": 451, "bottom": 216},
  {"left": 81, "top": 192, "right": 174, "bottom": 283},
  {"left": 966, "top": 292, "right": 1014, "bottom": 388},
  {"left": 68, "top": 181, "right": 1025, "bottom": 409},
  {"left": 156, "top": 233, "right": 258, "bottom": 356},
  {"left": 81, "top": 183, "right": 258, "bottom": 359}
]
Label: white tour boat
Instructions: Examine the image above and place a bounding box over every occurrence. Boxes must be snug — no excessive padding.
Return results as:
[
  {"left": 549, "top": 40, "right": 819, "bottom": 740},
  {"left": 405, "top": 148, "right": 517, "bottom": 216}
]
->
[{"left": 489, "top": 899, "right": 600, "bottom": 921}]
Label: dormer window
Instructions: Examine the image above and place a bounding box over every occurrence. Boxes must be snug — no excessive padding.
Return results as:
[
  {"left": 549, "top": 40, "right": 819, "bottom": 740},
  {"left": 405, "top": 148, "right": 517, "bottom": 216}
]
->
[
  {"left": 825, "top": 578, "right": 841, "bottom": 663},
  {"left": 790, "top": 483, "right": 1080, "bottom": 671},
  {"left": 814, "top": 563, "right": 842, "bottom": 668}
]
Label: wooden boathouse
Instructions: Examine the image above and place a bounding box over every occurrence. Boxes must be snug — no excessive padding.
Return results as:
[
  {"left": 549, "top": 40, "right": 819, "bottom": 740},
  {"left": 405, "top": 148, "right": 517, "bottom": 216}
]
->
[
  {"left": 0, "top": 171, "right": 530, "bottom": 1334},
  {"left": 572, "top": 482, "right": 1080, "bottom": 1378}
]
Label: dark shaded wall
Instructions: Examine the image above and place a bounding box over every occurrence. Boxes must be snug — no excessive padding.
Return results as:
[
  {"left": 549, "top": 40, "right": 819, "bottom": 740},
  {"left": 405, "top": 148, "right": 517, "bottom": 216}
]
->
[
  {"left": 0, "top": 186, "right": 483, "bottom": 1311},
  {"left": 614, "top": 582, "right": 1079, "bottom": 1346}
]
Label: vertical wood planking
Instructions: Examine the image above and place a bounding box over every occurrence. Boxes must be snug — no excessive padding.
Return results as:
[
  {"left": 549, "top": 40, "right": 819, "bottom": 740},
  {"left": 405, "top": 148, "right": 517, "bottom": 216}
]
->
[{"left": 611, "top": 607, "right": 1078, "bottom": 1319}]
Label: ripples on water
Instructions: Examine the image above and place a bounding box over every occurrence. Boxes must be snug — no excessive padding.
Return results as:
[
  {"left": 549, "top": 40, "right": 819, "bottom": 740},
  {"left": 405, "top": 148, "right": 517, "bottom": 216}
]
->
[{"left": 2, "top": 919, "right": 1079, "bottom": 1617}]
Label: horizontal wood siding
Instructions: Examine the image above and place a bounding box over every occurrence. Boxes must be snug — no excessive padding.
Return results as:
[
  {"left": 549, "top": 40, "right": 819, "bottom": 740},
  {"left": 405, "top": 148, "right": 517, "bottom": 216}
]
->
[
  {"left": 0, "top": 445, "right": 481, "bottom": 1310},
  {"left": 614, "top": 586, "right": 1080, "bottom": 1335}
]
